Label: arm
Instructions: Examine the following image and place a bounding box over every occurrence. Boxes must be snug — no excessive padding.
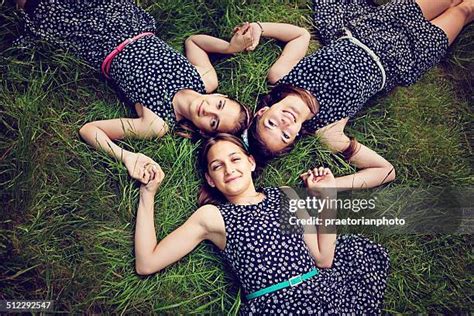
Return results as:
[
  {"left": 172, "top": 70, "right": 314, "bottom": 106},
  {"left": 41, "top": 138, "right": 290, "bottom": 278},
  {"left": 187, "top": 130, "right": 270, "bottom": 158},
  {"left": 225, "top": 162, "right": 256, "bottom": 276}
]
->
[
  {"left": 246, "top": 22, "right": 311, "bottom": 84},
  {"left": 79, "top": 104, "right": 168, "bottom": 183},
  {"left": 185, "top": 25, "right": 253, "bottom": 93},
  {"left": 284, "top": 168, "right": 338, "bottom": 268},
  {"left": 135, "top": 165, "right": 220, "bottom": 275},
  {"left": 316, "top": 118, "right": 396, "bottom": 191}
]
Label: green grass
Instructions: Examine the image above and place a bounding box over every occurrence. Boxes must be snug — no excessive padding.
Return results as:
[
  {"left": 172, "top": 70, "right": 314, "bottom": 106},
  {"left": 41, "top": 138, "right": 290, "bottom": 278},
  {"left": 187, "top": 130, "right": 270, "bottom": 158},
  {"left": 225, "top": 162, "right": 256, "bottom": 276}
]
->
[{"left": 1, "top": 0, "right": 473, "bottom": 313}]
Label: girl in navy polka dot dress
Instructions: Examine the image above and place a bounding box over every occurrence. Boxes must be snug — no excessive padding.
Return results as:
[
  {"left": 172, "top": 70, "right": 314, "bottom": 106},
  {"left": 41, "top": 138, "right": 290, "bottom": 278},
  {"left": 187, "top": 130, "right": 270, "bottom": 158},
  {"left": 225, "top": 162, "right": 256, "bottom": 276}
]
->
[
  {"left": 135, "top": 133, "right": 390, "bottom": 314},
  {"left": 15, "top": 0, "right": 252, "bottom": 184},
  {"left": 246, "top": 0, "right": 474, "bottom": 190}
]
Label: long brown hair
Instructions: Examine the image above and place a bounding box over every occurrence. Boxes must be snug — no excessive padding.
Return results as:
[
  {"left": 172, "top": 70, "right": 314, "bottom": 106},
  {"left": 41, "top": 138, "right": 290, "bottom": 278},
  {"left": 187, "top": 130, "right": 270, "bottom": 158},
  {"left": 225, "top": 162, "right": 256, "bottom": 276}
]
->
[
  {"left": 175, "top": 97, "right": 251, "bottom": 140},
  {"left": 197, "top": 133, "right": 252, "bottom": 206},
  {"left": 247, "top": 83, "right": 316, "bottom": 164}
]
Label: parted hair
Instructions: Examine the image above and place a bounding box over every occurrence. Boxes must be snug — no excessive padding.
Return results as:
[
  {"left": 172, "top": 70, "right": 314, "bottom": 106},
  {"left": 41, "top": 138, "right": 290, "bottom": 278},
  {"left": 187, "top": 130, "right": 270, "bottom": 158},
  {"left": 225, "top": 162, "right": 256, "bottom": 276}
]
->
[{"left": 197, "top": 133, "right": 251, "bottom": 206}]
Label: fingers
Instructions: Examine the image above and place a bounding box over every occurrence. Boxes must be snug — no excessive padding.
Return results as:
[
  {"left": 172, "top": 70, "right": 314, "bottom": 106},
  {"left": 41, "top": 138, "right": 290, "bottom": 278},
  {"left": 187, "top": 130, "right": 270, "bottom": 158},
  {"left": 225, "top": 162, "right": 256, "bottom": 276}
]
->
[
  {"left": 240, "top": 22, "right": 251, "bottom": 35},
  {"left": 144, "top": 163, "right": 164, "bottom": 184},
  {"left": 300, "top": 167, "right": 332, "bottom": 182},
  {"left": 233, "top": 22, "right": 250, "bottom": 34},
  {"left": 312, "top": 167, "right": 325, "bottom": 177},
  {"left": 140, "top": 167, "right": 151, "bottom": 184},
  {"left": 246, "top": 43, "right": 257, "bottom": 51}
]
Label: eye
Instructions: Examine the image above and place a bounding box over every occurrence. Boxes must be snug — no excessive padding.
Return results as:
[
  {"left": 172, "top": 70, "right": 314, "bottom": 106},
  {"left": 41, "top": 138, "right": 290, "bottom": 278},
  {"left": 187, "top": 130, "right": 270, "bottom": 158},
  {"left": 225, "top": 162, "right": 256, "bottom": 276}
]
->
[
  {"left": 282, "top": 132, "right": 290, "bottom": 140},
  {"left": 268, "top": 120, "right": 276, "bottom": 128},
  {"left": 218, "top": 100, "right": 224, "bottom": 110},
  {"left": 210, "top": 119, "right": 217, "bottom": 129},
  {"left": 231, "top": 157, "right": 241, "bottom": 162},
  {"left": 211, "top": 163, "right": 222, "bottom": 171}
]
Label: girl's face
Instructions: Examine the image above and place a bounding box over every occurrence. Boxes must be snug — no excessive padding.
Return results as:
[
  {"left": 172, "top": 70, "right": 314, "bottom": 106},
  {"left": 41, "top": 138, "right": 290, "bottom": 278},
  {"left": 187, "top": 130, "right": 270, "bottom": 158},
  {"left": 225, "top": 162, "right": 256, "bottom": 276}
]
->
[
  {"left": 255, "top": 101, "right": 304, "bottom": 152},
  {"left": 205, "top": 140, "right": 256, "bottom": 198},
  {"left": 190, "top": 94, "right": 242, "bottom": 133}
]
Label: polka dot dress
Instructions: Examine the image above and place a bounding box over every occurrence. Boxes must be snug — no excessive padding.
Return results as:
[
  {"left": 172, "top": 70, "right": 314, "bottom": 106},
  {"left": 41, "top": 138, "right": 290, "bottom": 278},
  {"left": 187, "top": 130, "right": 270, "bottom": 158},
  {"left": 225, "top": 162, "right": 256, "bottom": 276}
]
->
[
  {"left": 217, "top": 187, "right": 390, "bottom": 315},
  {"left": 279, "top": 40, "right": 382, "bottom": 133},
  {"left": 279, "top": 0, "right": 449, "bottom": 133},
  {"left": 109, "top": 36, "right": 205, "bottom": 124},
  {"left": 17, "top": 0, "right": 205, "bottom": 124}
]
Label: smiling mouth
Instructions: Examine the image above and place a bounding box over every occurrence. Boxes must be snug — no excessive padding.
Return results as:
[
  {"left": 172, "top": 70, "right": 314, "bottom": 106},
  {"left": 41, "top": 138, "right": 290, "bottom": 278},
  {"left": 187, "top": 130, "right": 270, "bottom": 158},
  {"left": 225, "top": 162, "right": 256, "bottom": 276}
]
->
[{"left": 225, "top": 176, "right": 241, "bottom": 183}]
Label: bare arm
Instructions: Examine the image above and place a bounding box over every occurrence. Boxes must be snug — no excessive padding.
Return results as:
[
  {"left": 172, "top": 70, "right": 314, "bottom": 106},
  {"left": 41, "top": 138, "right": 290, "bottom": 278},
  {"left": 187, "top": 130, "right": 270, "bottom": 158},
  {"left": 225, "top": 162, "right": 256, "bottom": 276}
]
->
[
  {"left": 79, "top": 104, "right": 168, "bottom": 183},
  {"left": 282, "top": 168, "right": 338, "bottom": 269},
  {"left": 316, "top": 118, "right": 396, "bottom": 191},
  {"left": 135, "top": 166, "right": 223, "bottom": 275},
  {"left": 185, "top": 26, "right": 253, "bottom": 92},
  {"left": 247, "top": 22, "right": 310, "bottom": 84}
]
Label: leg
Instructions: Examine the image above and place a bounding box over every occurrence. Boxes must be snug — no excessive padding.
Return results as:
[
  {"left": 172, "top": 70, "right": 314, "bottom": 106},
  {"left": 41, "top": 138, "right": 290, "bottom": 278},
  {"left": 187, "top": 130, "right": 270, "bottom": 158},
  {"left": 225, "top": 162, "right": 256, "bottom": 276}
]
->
[
  {"left": 415, "top": 0, "right": 462, "bottom": 21},
  {"left": 430, "top": 1, "right": 474, "bottom": 45}
]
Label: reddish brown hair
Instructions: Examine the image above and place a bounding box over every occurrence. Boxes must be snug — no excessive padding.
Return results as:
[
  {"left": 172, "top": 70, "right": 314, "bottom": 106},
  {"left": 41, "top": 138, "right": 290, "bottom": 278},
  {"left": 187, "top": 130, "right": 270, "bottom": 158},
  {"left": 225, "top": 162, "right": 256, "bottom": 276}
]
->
[{"left": 247, "top": 83, "right": 316, "bottom": 164}]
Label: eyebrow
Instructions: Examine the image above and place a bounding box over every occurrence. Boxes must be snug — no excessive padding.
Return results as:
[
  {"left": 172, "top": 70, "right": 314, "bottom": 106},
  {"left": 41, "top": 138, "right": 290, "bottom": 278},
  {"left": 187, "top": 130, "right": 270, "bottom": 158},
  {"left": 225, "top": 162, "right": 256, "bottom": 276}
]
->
[
  {"left": 209, "top": 152, "right": 239, "bottom": 165},
  {"left": 214, "top": 100, "right": 226, "bottom": 131}
]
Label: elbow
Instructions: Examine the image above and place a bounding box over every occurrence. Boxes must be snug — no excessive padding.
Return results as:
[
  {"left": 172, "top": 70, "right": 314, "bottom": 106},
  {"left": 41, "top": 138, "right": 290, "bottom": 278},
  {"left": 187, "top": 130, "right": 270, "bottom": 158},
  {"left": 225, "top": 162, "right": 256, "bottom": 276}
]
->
[
  {"left": 135, "top": 263, "right": 160, "bottom": 276},
  {"left": 382, "top": 162, "right": 396, "bottom": 184},
  {"left": 79, "top": 122, "right": 93, "bottom": 140},
  {"left": 267, "top": 71, "right": 280, "bottom": 85},
  {"left": 207, "top": 77, "right": 219, "bottom": 93},
  {"left": 299, "top": 27, "right": 311, "bottom": 40},
  {"left": 184, "top": 35, "right": 195, "bottom": 47}
]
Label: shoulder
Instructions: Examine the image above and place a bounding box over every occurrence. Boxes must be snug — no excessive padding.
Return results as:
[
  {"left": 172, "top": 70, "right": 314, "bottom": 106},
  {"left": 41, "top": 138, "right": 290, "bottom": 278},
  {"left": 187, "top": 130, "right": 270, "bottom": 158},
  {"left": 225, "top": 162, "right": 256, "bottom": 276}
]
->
[
  {"left": 192, "top": 204, "right": 225, "bottom": 234},
  {"left": 278, "top": 186, "right": 301, "bottom": 199}
]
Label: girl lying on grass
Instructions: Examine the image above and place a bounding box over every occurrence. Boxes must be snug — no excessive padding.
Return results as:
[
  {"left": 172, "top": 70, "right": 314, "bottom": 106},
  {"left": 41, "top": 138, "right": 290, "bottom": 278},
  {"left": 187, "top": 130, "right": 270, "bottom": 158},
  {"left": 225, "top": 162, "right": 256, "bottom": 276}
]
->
[
  {"left": 242, "top": 0, "right": 473, "bottom": 190},
  {"left": 135, "top": 133, "right": 389, "bottom": 314},
  {"left": 15, "top": 0, "right": 251, "bottom": 184}
]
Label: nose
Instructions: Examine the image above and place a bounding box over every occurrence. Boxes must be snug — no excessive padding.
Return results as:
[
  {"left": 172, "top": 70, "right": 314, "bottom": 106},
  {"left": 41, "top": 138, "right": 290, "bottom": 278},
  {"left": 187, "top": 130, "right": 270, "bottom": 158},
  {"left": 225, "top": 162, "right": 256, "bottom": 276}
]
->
[
  {"left": 203, "top": 102, "right": 218, "bottom": 116},
  {"left": 280, "top": 114, "right": 291, "bottom": 127},
  {"left": 224, "top": 163, "right": 233, "bottom": 175}
]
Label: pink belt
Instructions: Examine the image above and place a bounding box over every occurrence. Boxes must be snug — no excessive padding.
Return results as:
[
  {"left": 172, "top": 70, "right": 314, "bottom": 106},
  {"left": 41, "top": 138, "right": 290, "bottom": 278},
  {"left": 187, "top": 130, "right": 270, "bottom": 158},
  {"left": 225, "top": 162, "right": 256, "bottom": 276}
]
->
[{"left": 101, "top": 32, "right": 154, "bottom": 79}]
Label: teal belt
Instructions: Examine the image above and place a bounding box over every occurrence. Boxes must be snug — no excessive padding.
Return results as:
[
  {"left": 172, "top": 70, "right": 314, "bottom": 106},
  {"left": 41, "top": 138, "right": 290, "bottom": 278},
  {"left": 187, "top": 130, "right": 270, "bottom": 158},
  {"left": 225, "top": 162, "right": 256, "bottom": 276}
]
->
[{"left": 246, "top": 268, "right": 319, "bottom": 300}]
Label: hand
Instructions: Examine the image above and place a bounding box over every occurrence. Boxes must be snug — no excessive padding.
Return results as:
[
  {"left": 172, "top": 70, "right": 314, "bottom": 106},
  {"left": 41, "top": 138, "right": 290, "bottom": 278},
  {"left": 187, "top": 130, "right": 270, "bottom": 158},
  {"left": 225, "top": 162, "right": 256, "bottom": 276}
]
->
[
  {"left": 228, "top": 22, "right": 253, "bottom": 53},
  {"left": 246, "top": 22, "right": 263, "bottom": 51},
  {"left": 300, "top": 167, "right": 337, "bottom": 198},
  {"left": 124, "top": 152, "right": 159, "bottom": 184},
  {"left": 140, "top": 163, "right": 165, "bottom": 195}
]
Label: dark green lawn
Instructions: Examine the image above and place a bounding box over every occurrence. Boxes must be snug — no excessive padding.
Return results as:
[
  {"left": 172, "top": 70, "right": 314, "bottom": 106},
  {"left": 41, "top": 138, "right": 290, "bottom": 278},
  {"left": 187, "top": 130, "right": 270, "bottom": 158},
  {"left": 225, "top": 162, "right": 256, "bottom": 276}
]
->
[{"left": 0, "top": 0, "right": 472, "bottom": 313}]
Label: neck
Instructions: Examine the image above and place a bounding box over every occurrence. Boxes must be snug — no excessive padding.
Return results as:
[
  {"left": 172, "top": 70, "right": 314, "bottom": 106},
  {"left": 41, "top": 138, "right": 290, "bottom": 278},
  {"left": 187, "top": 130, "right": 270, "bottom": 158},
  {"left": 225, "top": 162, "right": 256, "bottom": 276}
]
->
[
  {"left": 283, "top": 94, "right": 318, "bottom": 121},
  {"left": 225, "top": 184, "right": 263, "bottom": 205},
  {"left": 173, "top": 89, "right": 201, "bottom": 121}
]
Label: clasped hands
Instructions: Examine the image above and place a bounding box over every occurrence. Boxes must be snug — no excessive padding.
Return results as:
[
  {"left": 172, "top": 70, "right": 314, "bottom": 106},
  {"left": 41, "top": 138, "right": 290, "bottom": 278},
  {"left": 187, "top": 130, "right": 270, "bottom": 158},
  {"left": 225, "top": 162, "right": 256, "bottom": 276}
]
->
[
  {"left": 228, "top": 22, "right": 262, "bottom": 53},
  {"left": 124, "top": 152, "right": 165, "bottom": 192}
]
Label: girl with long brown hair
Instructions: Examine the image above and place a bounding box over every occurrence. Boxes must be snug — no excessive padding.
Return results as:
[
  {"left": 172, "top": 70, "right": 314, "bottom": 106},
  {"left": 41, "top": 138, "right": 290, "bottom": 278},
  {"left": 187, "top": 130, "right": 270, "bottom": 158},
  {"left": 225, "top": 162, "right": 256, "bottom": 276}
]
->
[
  {"left": 243, "top": 0, "right": 473, "bottom": 190},
  {"left": 15, "top": 0, "right": 251, "bottom": 184},
  {"left": 134, "top": 134, "right": 389, "bottom": 314}
]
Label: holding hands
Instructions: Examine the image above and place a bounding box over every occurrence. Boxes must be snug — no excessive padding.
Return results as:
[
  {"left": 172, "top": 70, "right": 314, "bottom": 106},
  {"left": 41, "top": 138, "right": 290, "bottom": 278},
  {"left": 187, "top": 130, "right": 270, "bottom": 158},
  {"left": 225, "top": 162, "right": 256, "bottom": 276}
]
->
[
  {"left": 140, "top": 163, "right": 165, "bottom": 195},
  {"left": 230, "top": 22, "right": 262, "bottom": 52},
  {"left": 124, "top": 152, "right": 162, "bottom": 185},
  {"left": 301, "top": 167, "right": 337, "bottom": 198}
]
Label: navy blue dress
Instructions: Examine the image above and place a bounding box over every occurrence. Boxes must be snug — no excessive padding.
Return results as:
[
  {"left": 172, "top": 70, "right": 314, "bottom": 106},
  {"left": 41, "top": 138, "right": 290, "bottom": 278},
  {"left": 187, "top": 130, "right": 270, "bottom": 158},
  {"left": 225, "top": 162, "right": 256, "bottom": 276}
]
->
[
  {"left": 17, "top": 0, "right": 206, "bottom": 125},
  {"left": 279, "top": 0, "right": 449, "bottom": 133},
  {"left": 217, "top": 187, "right": 390, "bottom": 314}
]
